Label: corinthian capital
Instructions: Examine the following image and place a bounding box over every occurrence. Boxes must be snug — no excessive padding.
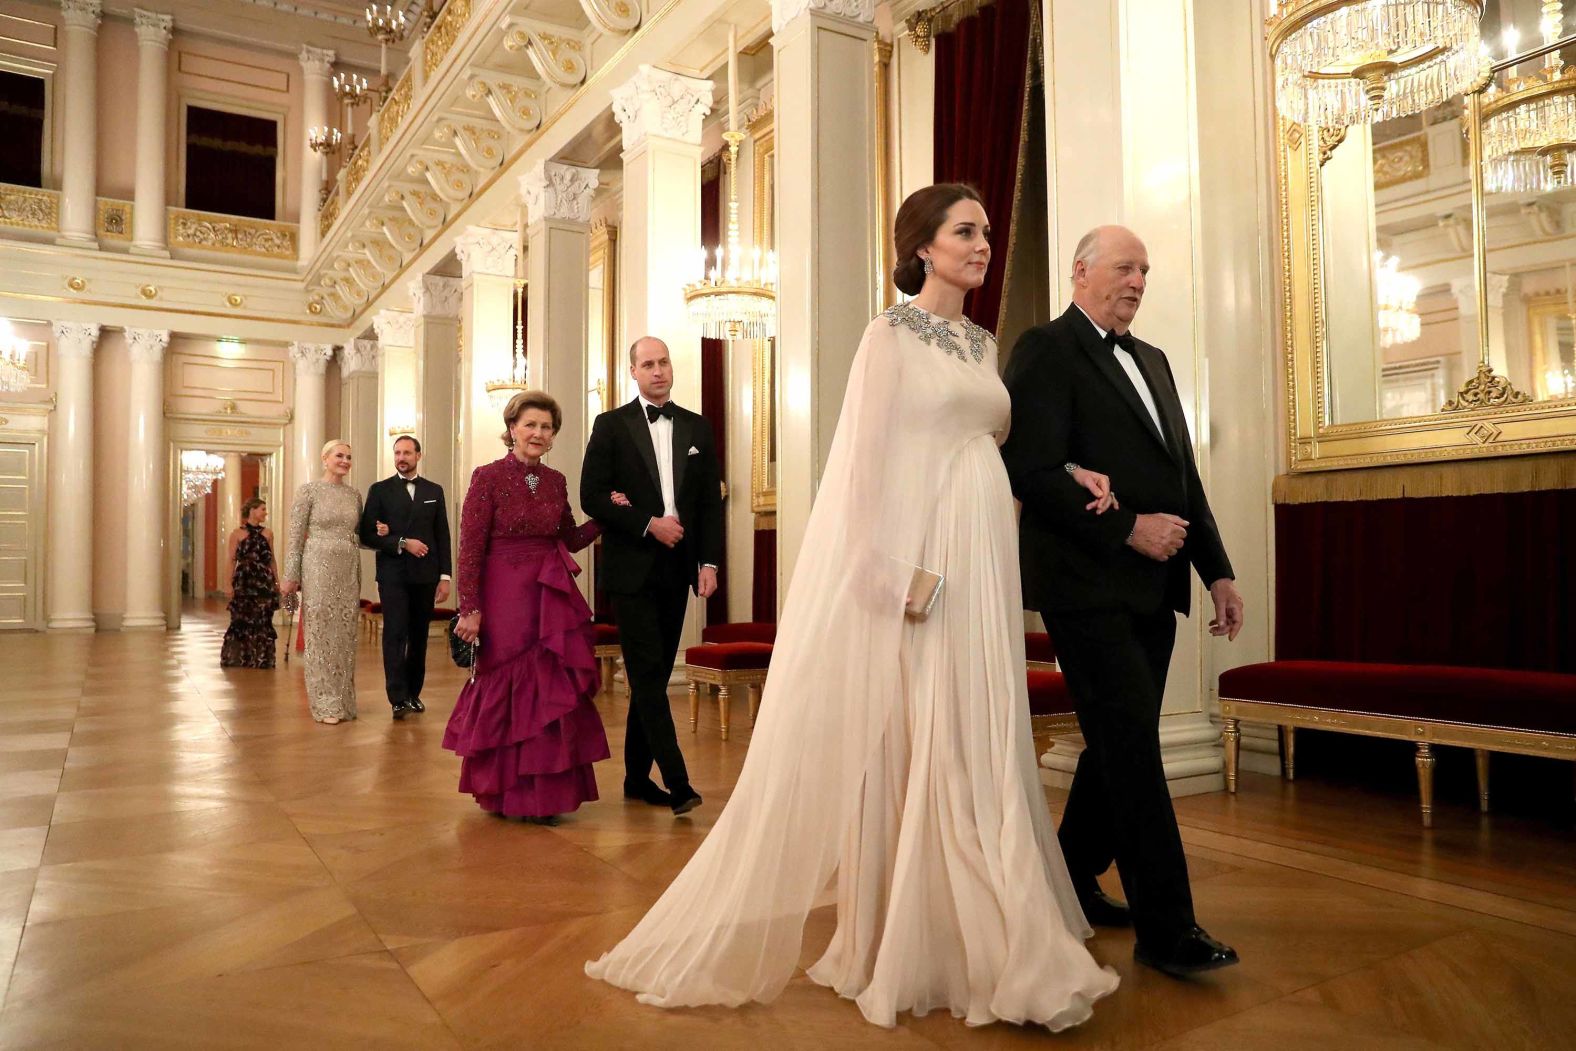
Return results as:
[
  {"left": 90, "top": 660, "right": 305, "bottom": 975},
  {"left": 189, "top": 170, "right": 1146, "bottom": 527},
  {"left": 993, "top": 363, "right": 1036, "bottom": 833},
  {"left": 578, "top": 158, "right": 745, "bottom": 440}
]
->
[
  {"left": 519, "top": 161, "right": 600, "bottom": 225},
  {"left": 372, "top": 310, "right": 415, "bottom": 348},
  {"left": 133, "top": 9, "right": 173, "bottom": 47},
  {"left": 51, "top": 321, "right": 101, "bottom": 359},
  {"left": 298, "top": 45, "right": 337, "bottom": 78},
  {"left": 408, "top": 274, "right": 462, "bottom": 319},
  {"left": 125, "top": 327, "right": 171, "bottom": 363},
  {"left": 60, "top": 0, "right": 102, "bottom": 31},
  {"left": 454, "top": 226, "right": 518, "bottom": 279},
  {"left": 340, "top": 339, "right": 380, "bottom": 377},
  {"left": 612, "top": 65, "right": 713, "bottom": 151},
  {"left": 772, "top": 0, "right": 874, "bottom": 34},
  {"left": 289, "top": 341, "right": 335, "bottom": 375}
]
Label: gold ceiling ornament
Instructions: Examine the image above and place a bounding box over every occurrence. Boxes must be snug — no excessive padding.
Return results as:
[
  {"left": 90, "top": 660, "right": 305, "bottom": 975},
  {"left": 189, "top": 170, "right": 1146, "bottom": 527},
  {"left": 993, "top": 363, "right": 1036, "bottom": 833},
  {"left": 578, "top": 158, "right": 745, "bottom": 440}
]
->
[
  {"left": 138, "top": 284, "right": 158, "bottom": 300},
  {"left": 1266, "top": 0, "right": 1487, "bottom": 128},
  {"left": 1481, "top": 3, "right": 1576, "bottom": 192},
  {"left": 685, "top": 26, "right": 777, "bottom": 343},
  {"left": 1441, "top": 360, "right": 1534, "bottom": 411},
  {"left": 65, "top": 276, "right": 86, "bottom": 292}
]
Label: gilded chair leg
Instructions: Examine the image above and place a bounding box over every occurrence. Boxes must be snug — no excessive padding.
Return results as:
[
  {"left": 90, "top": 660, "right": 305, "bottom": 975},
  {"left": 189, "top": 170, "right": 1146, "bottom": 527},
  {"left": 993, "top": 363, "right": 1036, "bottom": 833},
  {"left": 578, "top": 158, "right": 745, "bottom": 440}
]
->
[
  {"left": 1475, "top": 749, "right": 1491, "bottom": 813},
  {"left": 601, "top": 658, "right": 614, "bottom": 696},
  {"left": 1222, "top": 718, "right": 1240, "bottom": 794},
  {"left": 747, "top": 684, "right": 759, "bottom": 725},
  {"left": 718, "top": 685, "right": 731, "bottom": 742},
  {"left": 1416, "top": 742, "right": 1436, "bottom": 829},
  {"left": 688, "top": 683, "right": 699, "bottom": 732},
  {"left": 1280, "top": 725, "right": 1297, "bottom": 781}
]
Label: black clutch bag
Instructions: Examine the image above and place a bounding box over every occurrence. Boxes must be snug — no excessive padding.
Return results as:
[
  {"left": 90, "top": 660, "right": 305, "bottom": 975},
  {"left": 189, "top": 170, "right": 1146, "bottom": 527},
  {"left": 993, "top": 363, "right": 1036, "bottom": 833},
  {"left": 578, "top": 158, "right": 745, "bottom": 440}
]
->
[{"left": 447, "top": 615, "right": 478, "bottom": 670}]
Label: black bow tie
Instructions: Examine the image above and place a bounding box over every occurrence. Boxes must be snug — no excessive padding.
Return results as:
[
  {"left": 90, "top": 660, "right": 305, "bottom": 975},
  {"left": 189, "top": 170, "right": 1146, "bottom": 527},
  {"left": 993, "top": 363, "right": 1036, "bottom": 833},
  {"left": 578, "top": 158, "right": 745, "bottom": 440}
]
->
[
  {"left": 645, "top": 402, "right": 675, "bottom": 423},
  {"left": 1103, "top": 330, "right": 1136, "bottom": 353}
]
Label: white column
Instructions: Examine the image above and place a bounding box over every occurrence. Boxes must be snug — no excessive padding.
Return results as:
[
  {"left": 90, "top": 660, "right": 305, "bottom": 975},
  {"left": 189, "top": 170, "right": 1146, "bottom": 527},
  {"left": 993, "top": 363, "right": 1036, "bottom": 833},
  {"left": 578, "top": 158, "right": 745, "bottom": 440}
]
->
[
  {"left": 46, "top": 322, "right": 100, "bottom": 630},
  {"left": 454, "top": 226, "right": 518, "bottom": 489},
  {"left": 290, "top": 342, "right": 334, "bottom": 496},
  {"left": 372, "top": 309, "right": 416, "bottom": 480},
  {"left": 56, "top": 0, "right": 102, "bottom": 248},
  {"left": 130, "top": 9, "right": 173, "bottom": 256},
  {"left": 340, "top": 339, "right": 382, "bottom": 601},
  {"left": 409, "top": 274, "right": 462, "bottom": 544},
  {"left": 611, "top": 65, "right": 713, "bottom": 410},
  {"left": 218, "top": 452, "right": 242, "bottom": 544},
  {"left": 122, "top": 328, "right": 170, "bottom": 630},
  {"left": 770, "top": 0, "right": 880, "bottom": 595},
  {"left": 520, "top": 160, "right": 597, "bottom": 589},
  {"left": 298, "top": 46, "right": 336, "bottom": 264}
]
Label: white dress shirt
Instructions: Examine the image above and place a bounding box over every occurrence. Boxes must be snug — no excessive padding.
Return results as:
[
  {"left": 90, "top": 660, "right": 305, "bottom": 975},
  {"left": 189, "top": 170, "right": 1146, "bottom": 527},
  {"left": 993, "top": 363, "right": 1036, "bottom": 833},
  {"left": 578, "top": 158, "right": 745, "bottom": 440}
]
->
[
  {"left": 1074, "top": 303, "right": 1164, "bottom": 434},
  {"left": 395, "top": 471, "right": 449, "bottom": 582},
  {"left": 638, "top": 395, "right": 678, "bottom": 518}
]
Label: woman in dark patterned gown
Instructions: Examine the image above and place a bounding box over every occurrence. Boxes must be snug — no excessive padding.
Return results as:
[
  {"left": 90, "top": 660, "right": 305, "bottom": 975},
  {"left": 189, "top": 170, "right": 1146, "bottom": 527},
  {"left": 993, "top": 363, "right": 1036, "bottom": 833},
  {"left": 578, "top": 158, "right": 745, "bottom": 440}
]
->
[
  {"left": 221, "top": 497, "right": 280, "bottom": 668},
  {"left": 445, "top": 391, "right": 611, "bottom": 824}
]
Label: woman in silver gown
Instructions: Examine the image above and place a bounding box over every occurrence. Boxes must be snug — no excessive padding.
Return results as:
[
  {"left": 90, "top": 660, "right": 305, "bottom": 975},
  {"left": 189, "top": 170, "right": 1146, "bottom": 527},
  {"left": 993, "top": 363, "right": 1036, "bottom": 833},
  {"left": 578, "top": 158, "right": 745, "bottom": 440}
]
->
[{"left": 281, "top": 439, "right": 363, "bottom": 724}]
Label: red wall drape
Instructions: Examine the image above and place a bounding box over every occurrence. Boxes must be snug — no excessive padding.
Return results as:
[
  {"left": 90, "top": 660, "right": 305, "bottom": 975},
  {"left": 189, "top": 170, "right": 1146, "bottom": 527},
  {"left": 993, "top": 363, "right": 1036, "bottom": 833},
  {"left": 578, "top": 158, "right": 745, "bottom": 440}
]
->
[
  {"left": 933, "top": 0, "right": 1034, "bottom": 335},
  {"left": 752, "top": 528, "right": 777, "bottom": 623},
  {"left": 203, "top": 489, "right": 219, "bottom": 593},
  {"left": 700, "top": 163, "right": 729, "bottom": 624},
  {"left": 1275, "top": 490, "right": 1576, "bottom": 673}
]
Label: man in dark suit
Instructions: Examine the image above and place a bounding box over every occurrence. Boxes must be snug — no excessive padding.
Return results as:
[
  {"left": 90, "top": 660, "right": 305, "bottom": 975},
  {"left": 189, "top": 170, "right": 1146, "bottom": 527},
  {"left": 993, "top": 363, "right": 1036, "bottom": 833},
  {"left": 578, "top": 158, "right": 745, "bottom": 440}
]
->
[
  {"left": 1001, "top": 225, "right": 1245, "bottom": 977},
  {"left": 581, "top": 336, "right": 723, "bottom": 816},
  {"left": 359, "top": 435, "right": 453, "bottom": 720}
]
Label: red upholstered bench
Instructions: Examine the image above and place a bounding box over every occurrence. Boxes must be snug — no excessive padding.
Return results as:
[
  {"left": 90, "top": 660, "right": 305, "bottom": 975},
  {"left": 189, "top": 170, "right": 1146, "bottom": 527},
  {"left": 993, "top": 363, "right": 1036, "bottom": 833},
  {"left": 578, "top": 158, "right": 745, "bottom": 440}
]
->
[
  {"left": 592, "top": 623, "right": 621, "bottom": 695},
  {"left": 702, "top": 622, "right": 778, "bottom": 645},
  {"left": 684, "top": 642, "right": 772, "bottom": 741},
  {"left": 1219, "top": 660, "right": 1576, "bottom": 827},
  {"left": 364, "top": 601, "right": 383, "bottom": 640},
  {"left": 1026, "top": 632, "right": 1057, "bottom": 671},
  {"left": 1027, "top": 668, "right": 1078, "bottom": 753}
]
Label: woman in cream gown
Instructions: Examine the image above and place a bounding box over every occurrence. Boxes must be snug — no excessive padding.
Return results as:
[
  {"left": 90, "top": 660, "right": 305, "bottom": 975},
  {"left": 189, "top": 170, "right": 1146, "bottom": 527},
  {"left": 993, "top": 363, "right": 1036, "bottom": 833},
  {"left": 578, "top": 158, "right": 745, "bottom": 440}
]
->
[{"left": 587, "top": 185, "right": 1119, "bottom": 1029}]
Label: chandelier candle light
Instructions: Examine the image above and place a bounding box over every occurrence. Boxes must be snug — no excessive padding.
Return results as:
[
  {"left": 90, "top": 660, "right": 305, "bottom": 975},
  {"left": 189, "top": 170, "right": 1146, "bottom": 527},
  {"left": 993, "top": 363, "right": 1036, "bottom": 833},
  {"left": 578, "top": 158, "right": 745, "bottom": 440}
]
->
[
  {"left": 0, "top": 318, "right": 30, "bottom": 392},
  {"left": 1266, "top": 0, "right": 1487, "bottom": 127},
  {"left": 1481, "top": 2, "right": 1576, "bottom": 192},
  {"left": 684, "top": 25, "right": 777, "bottom": 342},
  {"left": 1374, "top": 251, "right": 1422, "bottom": 348},
  {"left": 180, "top": 450, "right": 226, "bottom": 505},
  {"left": 485, "top": 279, "right": 530, "bottom": 412},
  {"left": 366, "top": 3, "right": 409, "bottom": 100},
  {"left": 332, "top": 71, "right": 369, "bottom": 152}
]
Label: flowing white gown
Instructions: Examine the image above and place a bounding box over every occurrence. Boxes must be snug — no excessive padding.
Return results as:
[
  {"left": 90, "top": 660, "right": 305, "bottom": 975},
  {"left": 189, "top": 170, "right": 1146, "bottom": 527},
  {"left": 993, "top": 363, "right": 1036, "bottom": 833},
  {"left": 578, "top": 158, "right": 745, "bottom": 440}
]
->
[{"left": 586, "top": 305, "right": 1118, "bottom": 1029}]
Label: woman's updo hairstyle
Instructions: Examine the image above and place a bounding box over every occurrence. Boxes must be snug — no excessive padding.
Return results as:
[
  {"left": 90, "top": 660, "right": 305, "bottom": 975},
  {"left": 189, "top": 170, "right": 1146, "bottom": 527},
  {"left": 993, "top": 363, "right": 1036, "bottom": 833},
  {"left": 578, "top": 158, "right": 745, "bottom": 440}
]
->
[
  {"left": 240, "top": 497, "right": 266, "bottom": 524},
  {"left": 892, "top": 182, "right": 984, "bottom": 296},
  {"left": 500, "top": 390, "right": 563, "bottom": 448}
]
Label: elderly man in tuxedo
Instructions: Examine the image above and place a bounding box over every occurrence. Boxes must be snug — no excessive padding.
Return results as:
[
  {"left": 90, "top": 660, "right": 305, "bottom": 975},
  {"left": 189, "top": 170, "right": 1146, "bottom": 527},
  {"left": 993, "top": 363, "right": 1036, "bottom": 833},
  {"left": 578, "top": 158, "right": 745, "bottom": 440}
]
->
[
  {"left": 581, "top": 337, "right": 723, "bottom": 816},
  {"left": 1001, "top": 225, "right": 1245, "bottom": 978}
]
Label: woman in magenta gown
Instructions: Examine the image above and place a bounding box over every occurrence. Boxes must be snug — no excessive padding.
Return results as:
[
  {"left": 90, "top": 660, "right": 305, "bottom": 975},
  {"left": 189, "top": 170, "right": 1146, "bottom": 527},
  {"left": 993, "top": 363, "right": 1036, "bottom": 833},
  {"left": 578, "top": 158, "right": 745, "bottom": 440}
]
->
[{"left": 445, "top": 390, "right": 610, "bottom": 823}]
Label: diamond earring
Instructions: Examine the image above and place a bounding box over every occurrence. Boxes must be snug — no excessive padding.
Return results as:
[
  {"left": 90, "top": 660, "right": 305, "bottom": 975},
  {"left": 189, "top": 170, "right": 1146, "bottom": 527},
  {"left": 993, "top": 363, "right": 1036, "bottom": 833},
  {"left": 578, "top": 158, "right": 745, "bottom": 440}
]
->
[{"left": 922, "top": 258, "right": 934, "bottom": 275}]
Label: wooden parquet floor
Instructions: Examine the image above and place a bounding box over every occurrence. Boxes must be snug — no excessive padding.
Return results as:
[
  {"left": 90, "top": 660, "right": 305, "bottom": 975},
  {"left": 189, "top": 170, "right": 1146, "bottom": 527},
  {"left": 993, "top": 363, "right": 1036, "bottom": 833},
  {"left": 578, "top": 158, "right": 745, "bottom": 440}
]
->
[{"left": 1, "top": 605, "right": 1574, "bottom": 1049}]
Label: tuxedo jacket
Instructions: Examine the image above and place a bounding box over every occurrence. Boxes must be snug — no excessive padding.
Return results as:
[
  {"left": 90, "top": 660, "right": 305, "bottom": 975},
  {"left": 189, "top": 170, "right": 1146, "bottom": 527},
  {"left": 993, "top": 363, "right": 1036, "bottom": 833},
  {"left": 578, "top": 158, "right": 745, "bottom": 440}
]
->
[
  {"left": 581, "top": 398, "right": 724, "bottom": 595},
  {"left": 1001, "top": 304, "right": 1232, "bottom": 618},
  {"left": 358, "top": 475, "right": 453, "bottom": 586}
]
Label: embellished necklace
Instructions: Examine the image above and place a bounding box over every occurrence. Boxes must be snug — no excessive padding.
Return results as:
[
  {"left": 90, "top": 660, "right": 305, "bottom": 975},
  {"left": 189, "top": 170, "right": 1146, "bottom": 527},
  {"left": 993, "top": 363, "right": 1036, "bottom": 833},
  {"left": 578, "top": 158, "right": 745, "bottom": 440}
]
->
[{"left": 883, "top": 303, "right": 988, "bottom": 363}]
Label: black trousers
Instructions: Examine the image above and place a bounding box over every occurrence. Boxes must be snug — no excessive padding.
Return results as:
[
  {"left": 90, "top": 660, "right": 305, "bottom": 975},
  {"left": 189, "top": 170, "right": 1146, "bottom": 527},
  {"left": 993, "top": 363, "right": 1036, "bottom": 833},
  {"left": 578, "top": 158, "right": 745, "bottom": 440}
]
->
[
  {"left": 611, "top": 550, "right": 693, "bottom": 797},
  {"left": 378, "top": 579, "right": 439, "bottom": 707},
  {"left": 1045, "top": 606, "right": 1195, "bottom": 947}
]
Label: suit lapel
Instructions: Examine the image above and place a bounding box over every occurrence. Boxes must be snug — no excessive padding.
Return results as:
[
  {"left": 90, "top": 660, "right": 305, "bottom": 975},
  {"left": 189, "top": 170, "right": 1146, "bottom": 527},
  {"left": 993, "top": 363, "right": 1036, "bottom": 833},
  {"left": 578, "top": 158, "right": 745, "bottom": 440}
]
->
[
  {"left": 620, "top": 399, "right": 662, "bottom": 493},
  {"left": 1065, "top": 307, "right": 1171, "bottom": 457},
  {"left": 1131, "top": 343, "right": 1188, "bottom": 465},
  {"left": 670, "top": 410, "right": 692, "bottom": 501}
]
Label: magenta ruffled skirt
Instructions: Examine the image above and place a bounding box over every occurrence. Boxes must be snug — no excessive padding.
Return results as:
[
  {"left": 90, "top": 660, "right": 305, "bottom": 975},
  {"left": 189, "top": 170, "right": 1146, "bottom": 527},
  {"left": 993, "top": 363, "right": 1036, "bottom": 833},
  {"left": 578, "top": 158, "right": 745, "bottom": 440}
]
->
[{"left": 443, "top": 536, "right": 610, "bottom": 817}]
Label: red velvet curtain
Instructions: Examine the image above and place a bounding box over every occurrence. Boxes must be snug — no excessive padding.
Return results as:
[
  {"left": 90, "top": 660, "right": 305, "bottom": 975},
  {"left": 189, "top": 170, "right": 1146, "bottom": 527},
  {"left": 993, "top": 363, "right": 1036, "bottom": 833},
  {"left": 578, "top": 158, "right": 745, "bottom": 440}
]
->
[
  {"left": 1275, "top": 490, "right": 1576, "bottom": 673},
  {"left": 0, "top": 70, "right": 45, "bottom": 187},
  {"left": 700, "top": 162, "right": 729, "bottom": 623},
  {"left": 752, "top": 529, "right": 777, "bottom": 623},
  {"left": 933, "top": 0, "right": 1035, "bottom": 335},
  {"left": 185, "top": 105, "right": 278, "bottom": 220}
]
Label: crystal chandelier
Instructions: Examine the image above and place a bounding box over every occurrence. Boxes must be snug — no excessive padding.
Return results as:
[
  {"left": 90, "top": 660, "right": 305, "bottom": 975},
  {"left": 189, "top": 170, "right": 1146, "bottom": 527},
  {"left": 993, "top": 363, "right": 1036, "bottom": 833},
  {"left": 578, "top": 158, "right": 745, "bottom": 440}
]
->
[
  {"left": 1374, "top": 251, "right": 1422, "bottom": 347},
  {"left": 486, "top": 280, "right": 529, "bottom": 412},
  {"left": 1481, "top": 3, "right": 1576, "bottom": 192},
  {"left": 684, "top": 27, "right": 777, "bottom": 342},
  {"left": 180, "top": 450, "right": 226, "bottom": 505},
  {"left": 1266, "top": 0, "right": 1487, "bottom": 128},
  {"left": 0, "top": 318, "right": 30, "bottom": 392}
]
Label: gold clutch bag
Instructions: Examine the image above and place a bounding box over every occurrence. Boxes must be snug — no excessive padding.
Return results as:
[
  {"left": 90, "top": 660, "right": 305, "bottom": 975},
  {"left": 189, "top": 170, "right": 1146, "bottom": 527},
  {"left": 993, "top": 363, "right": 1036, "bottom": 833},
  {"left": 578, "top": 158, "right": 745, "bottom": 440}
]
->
[{"left": 904, "top": 565, "right": 945, "bottom": 621}]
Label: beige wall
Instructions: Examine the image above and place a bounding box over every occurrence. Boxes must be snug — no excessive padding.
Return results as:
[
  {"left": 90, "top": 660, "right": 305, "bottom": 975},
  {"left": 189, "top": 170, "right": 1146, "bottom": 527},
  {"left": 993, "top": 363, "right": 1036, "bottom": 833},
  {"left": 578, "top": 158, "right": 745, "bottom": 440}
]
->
[
  {"left": 94, "top": 17, "right": 137, "bottom": 201},
  {"left": 91, "top": 329, "right": 129, "bottom": 620}
]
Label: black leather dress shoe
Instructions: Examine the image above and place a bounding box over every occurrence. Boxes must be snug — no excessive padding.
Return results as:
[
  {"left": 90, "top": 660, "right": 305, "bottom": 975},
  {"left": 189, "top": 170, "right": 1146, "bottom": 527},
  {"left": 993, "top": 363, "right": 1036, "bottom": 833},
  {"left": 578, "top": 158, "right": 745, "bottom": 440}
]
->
[
  {"left": 407, "top": 697, "right": 425, "bottom": 713},
  {"left": 671, "top": 790, "right": 703, "bottom": 816},
  {"left": 391, "top": 702, "right": 411, "bottom": 721},
  {"left": 1134, "top": 926, "right": 1240, "bottom": 977},
  {"left": 623, "top": 782, "right": 673, "bottom": 807},
  {"left": 1078, "top": 889, "right": 1133, "bottom": 928}
]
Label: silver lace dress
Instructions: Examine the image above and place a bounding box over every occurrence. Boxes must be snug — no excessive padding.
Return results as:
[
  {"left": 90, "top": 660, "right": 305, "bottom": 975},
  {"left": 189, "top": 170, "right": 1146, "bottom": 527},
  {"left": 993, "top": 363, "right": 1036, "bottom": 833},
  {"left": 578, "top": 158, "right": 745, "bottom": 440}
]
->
[{"left": 283, "top": 480, "right": 363, "bottom": 722}]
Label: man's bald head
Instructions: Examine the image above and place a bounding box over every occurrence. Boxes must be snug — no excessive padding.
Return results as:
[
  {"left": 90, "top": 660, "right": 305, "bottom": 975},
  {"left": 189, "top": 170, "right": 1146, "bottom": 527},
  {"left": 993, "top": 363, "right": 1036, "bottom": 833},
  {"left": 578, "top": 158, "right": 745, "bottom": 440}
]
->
[
  {"left": 1070, "top": 225, "right": 1150, "bottom": 334},
  {"left": 628, "top": 336, "right": 674, "bottom": 404}
]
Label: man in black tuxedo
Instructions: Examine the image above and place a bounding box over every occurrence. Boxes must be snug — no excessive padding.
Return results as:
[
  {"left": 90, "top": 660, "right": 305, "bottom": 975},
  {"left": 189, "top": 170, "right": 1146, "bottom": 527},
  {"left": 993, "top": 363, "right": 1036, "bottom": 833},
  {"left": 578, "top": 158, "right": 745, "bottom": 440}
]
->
[
  {"left": 1001, "top": 225, "right": 1245, "bottom": 978},
  {"left": 581, "top": 336, "right": 722, "bottom": 816},
  {"left": 359, "top": 435, "right": 452, "bottom": 720}
]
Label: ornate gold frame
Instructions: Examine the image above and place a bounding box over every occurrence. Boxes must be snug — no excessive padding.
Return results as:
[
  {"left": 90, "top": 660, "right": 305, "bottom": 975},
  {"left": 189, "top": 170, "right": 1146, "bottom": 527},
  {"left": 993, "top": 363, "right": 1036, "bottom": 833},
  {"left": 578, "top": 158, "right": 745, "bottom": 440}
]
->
[
  {"left": 588, "top": 219, "right": 618, "bottom": 412},
  {"left": 750, "top": 104, "right": 777, "bottom": 516},
  {"left": 1526, "top": 292, "right": 1576, "bottom": 401},
  {"left": 1278, "top": 99, "right": 1576, "bottom": 470}
]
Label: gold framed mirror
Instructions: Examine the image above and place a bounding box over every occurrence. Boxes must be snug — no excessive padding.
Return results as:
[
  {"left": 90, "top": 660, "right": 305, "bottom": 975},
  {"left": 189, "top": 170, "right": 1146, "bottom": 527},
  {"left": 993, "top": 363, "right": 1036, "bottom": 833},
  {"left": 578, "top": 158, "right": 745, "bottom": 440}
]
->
[
  {"left": 588, "top": 219, "right": 618, "bottom": 414},
  {"left": 750, "top": 104, "right": 777, "bottom": 516},
  {"left": 1277, "top": 32, "right": 1576, "bottom": 471}
]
